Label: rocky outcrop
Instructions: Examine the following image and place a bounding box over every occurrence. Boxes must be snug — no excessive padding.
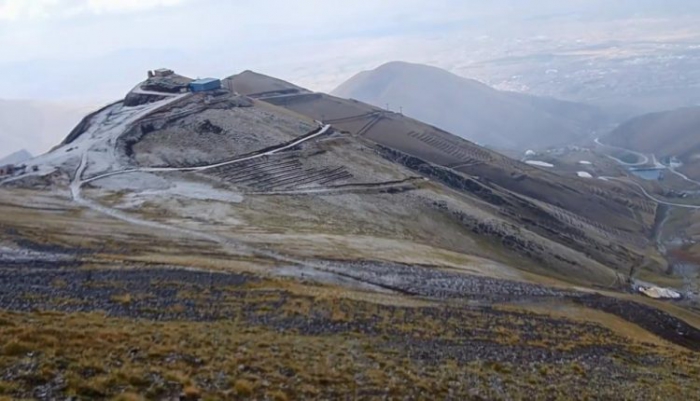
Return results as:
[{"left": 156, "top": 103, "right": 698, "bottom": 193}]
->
[{"left": 124, "top": 92, "right": 167, "bottom": 107}]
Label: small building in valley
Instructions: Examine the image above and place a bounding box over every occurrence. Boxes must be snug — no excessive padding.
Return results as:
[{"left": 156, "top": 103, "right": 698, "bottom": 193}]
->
[{"left": 190, "top": 78, "right": 222, "bottom": 93}]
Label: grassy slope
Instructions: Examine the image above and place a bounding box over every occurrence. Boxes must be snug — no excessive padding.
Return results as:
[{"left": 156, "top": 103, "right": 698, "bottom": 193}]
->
[
  {"left": 1, "top": 189, "right": 700, "bottom": 399},
  {"left": 1, "top": 281, "right": 700, "bottom": 401}
]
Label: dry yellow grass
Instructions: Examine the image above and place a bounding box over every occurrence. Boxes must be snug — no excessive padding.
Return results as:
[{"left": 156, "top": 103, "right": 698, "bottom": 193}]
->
[
  {"left": 499, "top": 302, "right": 684, "bottom": 351},
  {"left": 0, "top": 288, "right": 697, "bottom": 400}
]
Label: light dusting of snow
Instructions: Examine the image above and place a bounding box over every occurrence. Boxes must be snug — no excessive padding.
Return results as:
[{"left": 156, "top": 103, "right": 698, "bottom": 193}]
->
[
  {"left": 97, "top": 173, "right": 244, "bottom": 207},
  {"left": 22, "top": 95, "right": 188, "bottom": 181},
  {"left": 92, "top": 171, "right": 171, "bottom": 192},
  {"left": 525, "top": 160, "right": 554, "bottom": 168},
  {"left": 638, "top": 286, "right": 682, "bottom": 299}
]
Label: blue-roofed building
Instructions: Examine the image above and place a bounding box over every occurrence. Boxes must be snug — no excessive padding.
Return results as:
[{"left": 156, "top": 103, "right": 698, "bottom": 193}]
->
[{"left": 190, "top": 78, "right": 222, "bottom": 93}]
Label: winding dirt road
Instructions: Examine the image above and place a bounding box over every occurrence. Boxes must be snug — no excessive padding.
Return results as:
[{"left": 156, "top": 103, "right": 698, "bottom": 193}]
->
[
  {"left": 602, "top": 176, "right": 700, "bottom": 210},
  {"left": 594, "top": 137, "right": 649, "bottom": 166}
]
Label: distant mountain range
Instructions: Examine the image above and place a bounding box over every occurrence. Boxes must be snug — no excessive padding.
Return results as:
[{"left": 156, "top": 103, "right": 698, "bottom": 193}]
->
[
  {"left": 0, "top": 149, "right": 32, "bottom": 165},
  {"left": 331, "top": 62, "right": 615, "bottom": 151}
]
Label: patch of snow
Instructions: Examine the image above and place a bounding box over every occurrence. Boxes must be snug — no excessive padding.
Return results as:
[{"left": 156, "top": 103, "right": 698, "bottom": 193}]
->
[
  {"left": 577, "top": 171, "right": 593, "bottom": 178},
  {"left": 525, "top": 160, "right": 554, "bottom": 168},
  {"left": 638, "top": 286, "right": 682, "bottom": 300},
  {"left": 117, "top": 179, "right": 244, "bottom": 207},
  {"left": 93, "top": 172, "right": 244, "bottom": 209},
  {"left": 0, "top": 246, "right": 72, "bottom": 262},
  {"left": 168, "top": 182, "right": 244, "bottom": 203},
  {"left": 13, "top": 95, "right": 188, "bottom": 182},
  {"left": 92, "top": 172, "right": 171, "bottom": 192},
  {"left": 578, "top": 160, "right": 592, "bottom": 165},
  {"left": 524, "top": 150, "right": 537, "bottom": 156}
]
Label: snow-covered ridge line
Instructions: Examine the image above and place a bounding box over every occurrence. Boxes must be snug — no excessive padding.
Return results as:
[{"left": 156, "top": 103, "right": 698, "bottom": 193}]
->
[{"left": 1, "top": 94, "right": 193, "bottom": 187}]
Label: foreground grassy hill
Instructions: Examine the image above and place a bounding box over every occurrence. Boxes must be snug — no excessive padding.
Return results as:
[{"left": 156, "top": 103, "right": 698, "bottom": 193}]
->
[{"left": 1, "top": 189, "right": 699, "bottom": 400}]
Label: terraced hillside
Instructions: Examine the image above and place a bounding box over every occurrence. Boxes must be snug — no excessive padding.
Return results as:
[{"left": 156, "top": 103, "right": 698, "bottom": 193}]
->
[{"left": 1, "top": 71, "right": 699, "bottom": 399}]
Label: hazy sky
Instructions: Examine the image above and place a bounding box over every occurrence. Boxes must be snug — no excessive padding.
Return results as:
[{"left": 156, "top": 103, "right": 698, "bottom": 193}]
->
[
  {"left": 0, "top": 0, "right": 506, "bottom": 100},
  {"left": 1, "top": 0, "right": 697, "bottom": 102},
  {"left": 1, "top": 0, "right": 700, "bottom": 156}
]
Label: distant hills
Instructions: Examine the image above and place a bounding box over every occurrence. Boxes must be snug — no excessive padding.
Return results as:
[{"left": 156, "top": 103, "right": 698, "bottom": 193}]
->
[
  {"left": 331, "top": 61, "right": 614, "bottom": 151},
  {"left": 604, "top": 106, "right": 700, "bottom": 179},
  {"left": 0, "top": 99, "right": 92, "bottom": 156},
  {"left": 0, "top": 149, "right": 32, "bottom": 165}
]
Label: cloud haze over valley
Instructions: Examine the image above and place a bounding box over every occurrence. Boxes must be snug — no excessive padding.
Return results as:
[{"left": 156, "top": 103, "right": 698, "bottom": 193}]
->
[
  {"left": 0, "top": 1, "right": 698, "bottom": 155},
  {"left": 1, "top": 0, "right": 700, "bottom": 154}
]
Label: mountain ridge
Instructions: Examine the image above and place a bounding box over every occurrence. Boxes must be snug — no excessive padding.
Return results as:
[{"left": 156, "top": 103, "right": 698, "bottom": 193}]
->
[{"left": 331, "top": 61, "right": 615, "bottom": 151}]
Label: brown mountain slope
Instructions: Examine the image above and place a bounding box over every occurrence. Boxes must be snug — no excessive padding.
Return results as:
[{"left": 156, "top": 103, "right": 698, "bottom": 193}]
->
[
  {"left": 226, "top": 71, "right": 662, "bottom": 280},
  {"left": 330, "top": 61, "right": 614, "bottom": 151}
]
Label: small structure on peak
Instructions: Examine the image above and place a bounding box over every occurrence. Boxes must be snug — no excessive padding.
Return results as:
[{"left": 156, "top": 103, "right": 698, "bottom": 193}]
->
[
  {"left": 154, "top": 68, "right": 174, "bottom": 77},
  {"left": 190, "top": 78, "right": 222, "bottom": 93}
]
